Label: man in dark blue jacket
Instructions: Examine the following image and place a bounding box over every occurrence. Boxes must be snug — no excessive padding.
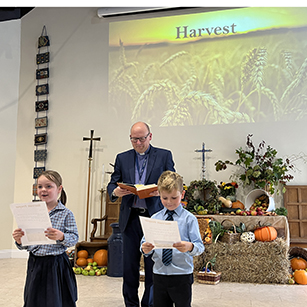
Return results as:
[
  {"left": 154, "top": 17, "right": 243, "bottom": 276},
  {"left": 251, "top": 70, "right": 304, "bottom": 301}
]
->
[{"left": 107, "top": 122, "right": 175, "bottom": 307}]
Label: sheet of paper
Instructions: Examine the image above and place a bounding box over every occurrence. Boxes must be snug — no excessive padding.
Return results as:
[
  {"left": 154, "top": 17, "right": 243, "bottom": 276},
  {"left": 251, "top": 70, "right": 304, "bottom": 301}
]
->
[
  {"left": 139, "top": 216, "right": 181, "bottom": 249},
  {"left": 10, "top": 201, "right": 56, "bottom": 246}
]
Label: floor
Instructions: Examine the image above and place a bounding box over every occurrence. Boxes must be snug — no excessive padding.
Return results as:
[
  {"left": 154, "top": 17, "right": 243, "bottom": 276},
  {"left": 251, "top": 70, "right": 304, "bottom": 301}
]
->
[{"left": 2, "top": 258, "right": 307, "bottom": 307}]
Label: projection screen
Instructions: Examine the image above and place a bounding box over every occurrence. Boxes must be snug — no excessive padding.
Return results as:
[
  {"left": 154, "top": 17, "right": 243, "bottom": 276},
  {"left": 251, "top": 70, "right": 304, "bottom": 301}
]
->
[{"left": 109, "top": 7, "right": 307, "bottom": 127}]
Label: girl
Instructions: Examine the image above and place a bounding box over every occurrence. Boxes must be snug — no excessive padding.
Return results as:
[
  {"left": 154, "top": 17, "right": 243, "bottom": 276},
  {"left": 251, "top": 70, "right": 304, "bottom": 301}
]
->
[{"left": 12, "top": 170, "right": 79, "bottom": 307}]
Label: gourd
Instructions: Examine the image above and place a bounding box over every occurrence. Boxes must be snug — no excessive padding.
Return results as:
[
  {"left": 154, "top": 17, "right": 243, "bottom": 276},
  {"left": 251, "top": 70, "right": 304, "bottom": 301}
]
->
[
  {"left": 93, "top": 249, "right": 108, "bottom": 266},
  {"left": 240, "top": 231, "right": 255, "bottom": 243},
  {"left": 293, "top": 269, "right": 307, "bottom": 285},
  {"left": 232, "top": 200, "right": 244, "bottom": 210},
  {"left": 291, "top": 257, "right": 307, "bottom": 271},
  {"left": 218, "top": 196, "right": 232, "bottom": 208},
  {"left": 254, "top": 226, "right": 277, "bottom": 242}
]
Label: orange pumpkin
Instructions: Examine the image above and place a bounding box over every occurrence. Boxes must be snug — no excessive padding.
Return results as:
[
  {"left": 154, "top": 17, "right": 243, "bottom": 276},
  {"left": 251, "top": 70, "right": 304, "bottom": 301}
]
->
[
  {"left": 232, "top": 200, "right": 244, "bottom": 210},
  {"left": 291, "top": 257, "right": 307, "bottom": 271},
  {"left": 254, "top": 226, "right": 277, "bottom": 242},
  {"left": 77, "top": 249, "right": 88, "bottom": 259},
  {"left": 87, "top": 258, "right": 94, "bottom": 264},
  {"left": 93, "top": 249, "right": 108, "bottom": 266},
  {"left": 293, "top": 269, "right": 307, "bottom": 285},
  {"left": 76, "top": 257, "right": 87, "bottom": 266}
]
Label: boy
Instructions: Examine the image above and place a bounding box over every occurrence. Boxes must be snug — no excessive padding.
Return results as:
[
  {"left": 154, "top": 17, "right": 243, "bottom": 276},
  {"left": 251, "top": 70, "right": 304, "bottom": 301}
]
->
[{"left": 141, "top": 171, "right": 204, "bottom": 307}]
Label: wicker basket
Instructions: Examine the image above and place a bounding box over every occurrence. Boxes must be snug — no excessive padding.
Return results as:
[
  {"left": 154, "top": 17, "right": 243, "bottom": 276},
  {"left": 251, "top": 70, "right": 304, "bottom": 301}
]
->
[
  {"left": 219, "top": 219, "right": 241, "bottom": 244},
  {"left": 197, "top": 261, "right": 221, "bottom": 285},
  {"left": 289, "top": 246, "right": 307, "bottom": 261}
]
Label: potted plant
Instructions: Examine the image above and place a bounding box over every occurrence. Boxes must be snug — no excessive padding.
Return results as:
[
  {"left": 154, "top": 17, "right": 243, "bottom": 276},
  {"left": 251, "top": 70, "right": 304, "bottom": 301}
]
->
[
  {"left": 218, "top": 181, "right": 238, "bottom": 201},
  {"left": 215, "top": 134, "right": 294, "bottom": 195}
]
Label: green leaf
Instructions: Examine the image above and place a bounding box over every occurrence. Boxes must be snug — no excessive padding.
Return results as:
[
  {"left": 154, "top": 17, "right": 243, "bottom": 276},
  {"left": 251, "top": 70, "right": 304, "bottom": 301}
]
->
[
  {"left": 253, "top": 170, "right": 261, "bottom": 178},
  {"left": 209, "top": 221, "right": 224, "bottom": 242},
  {"left": 208, "top": 253, "right": 217, "bottom": 268},
  {"left": 240, "top": 222, "right": 246, "bottom": 232},
  {"left": 274, "top": 207, "right": 288, "bottom": 216},
  {"left": 244, "top": 157, "right": 253, "bottom": 167},
  {"left": 246, "top": 169, "right": 253, "bottom": 176}
]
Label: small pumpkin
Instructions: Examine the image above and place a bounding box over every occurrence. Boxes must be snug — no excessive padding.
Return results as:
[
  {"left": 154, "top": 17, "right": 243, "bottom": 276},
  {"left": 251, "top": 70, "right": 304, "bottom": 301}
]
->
[
  {"left": 293, "top": 269, "right": 307, "bottom": 285},
  {"left": 93, "top": 249, "right": 108, "bottom": 266},
  {"left": 76, "top": 257, "right": 87, "bottom": 266},
  {"left": 291, "top": 257, "right": 307, "bottom": 271},
  {"left": 254, "top": 226, "right": 277, "bottom": 242},
  {"left": 232, "top": 200, "right": 244, "bottom": 210},
  {"left": 87, "top": 258, "right": 94, "bottom": 264},
  {"left": 77, "top": 249, "right": 88, "bottom": 259}
]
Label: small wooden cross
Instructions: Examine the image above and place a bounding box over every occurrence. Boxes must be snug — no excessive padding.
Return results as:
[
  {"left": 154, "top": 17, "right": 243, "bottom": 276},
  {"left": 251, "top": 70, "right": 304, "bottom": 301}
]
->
[{"left": 83, "top": 130, "right": 101, "bottom": 159}]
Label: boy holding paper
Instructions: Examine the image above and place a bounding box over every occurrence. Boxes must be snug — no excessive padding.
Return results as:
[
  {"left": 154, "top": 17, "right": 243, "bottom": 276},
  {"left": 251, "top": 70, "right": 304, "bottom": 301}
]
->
[{"left": 141, "top": 171, "right": 204, "bottom": 307}]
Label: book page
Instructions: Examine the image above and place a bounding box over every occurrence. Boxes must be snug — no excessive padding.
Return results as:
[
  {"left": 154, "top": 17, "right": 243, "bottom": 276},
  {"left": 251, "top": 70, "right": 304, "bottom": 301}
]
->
[
  {"left": 139, "top": 216, "right": 181, "bottom": 249},
  {"left": 10, "top": 201, "right": 56, "bottom": 246},
  {"left": 136, "top": 184, "right": 157, "bottom": 191}
]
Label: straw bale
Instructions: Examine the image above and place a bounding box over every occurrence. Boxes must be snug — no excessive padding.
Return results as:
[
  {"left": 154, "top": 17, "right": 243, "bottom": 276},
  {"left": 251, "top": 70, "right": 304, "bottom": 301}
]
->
[{"left": 194, "top": 238, "right": 290, "bottom": 284}]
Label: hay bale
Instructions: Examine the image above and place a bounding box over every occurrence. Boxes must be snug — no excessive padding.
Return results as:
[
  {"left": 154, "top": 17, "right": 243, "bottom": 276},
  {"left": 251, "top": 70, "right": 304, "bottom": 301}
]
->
[{"left": 194, "top": 238, "right": 289, "bottom": 284}]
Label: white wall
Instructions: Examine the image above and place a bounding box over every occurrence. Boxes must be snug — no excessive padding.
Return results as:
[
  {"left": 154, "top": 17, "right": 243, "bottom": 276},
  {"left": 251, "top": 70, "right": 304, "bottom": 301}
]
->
[
  {"left": 14, "top": 7, "right": 110, "bottom": 250},
  {"left": 0, "top": 19, "right": 20, "bottom": 254},
  {"left": 2, "top": 7, "right": 307, "bottom": 256}
]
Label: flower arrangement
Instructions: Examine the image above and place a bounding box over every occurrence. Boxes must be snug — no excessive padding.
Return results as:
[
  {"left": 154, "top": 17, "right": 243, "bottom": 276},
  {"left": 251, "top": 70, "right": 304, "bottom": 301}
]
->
[
  {"left": 218, "top": 181, "right": 238, "bottom": 198},
  {"left": 215, "top": 134, "right": 294, "bottom": 195}
]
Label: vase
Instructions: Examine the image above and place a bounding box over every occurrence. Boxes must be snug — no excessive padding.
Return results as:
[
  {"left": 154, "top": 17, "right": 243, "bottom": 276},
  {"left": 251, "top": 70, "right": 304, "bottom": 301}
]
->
[{"left": 107, "top": 222, "right": 123, "bottom": 277}]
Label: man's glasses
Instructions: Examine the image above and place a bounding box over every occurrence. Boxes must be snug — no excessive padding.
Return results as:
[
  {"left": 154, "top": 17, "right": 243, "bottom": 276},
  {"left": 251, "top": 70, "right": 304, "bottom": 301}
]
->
[{"left": 130, "top": 132, "right": 150, "bottom": 143}]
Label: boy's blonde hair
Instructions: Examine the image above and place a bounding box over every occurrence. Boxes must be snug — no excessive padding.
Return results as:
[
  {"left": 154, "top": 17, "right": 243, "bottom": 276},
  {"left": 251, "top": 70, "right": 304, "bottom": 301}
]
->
[{"left": 157, "top": 171, "right": 183, "bottom": 193}]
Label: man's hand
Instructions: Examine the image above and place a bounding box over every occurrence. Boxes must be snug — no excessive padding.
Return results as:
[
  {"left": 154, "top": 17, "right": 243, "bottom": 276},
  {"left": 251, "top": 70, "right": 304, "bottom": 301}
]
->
[
  {"left": 113, "top": 187, "right": 134, "bottom": 197},
  {"left": 149, "top": 190, "right": 159, "bottom": 197}
]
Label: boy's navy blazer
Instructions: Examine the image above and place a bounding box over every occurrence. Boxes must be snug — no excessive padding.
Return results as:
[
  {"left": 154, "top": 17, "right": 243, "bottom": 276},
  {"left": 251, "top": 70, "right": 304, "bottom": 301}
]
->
[{"left": 107, "top": 145, "right": 175, "bottom": 232}]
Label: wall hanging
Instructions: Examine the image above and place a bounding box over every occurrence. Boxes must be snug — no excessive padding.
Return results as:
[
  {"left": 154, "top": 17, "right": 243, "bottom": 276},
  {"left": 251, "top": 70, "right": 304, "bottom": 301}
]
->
[{"left": 33, "top": 25, "right": 49, "bottom": 201}]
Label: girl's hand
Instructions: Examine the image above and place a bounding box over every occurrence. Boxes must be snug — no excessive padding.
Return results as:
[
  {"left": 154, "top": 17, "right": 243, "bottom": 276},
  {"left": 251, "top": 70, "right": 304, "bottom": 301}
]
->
[
  {"left": 12, "top": 228, "right": 24, "bottom": 245},
  {"left": 45, "top": 227, "right": 64, "bottom": 241},
  {"left": 173, "top": 241, "right": 193, "bottom": 253},
  {"left": 142, "top": 242, "right": 154, "bottom": 254}
]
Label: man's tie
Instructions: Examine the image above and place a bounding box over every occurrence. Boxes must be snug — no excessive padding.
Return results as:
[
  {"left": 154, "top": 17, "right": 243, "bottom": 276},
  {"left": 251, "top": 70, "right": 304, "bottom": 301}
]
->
[{"left": 162, "top": 210, "right": 175, "bottom": 266}]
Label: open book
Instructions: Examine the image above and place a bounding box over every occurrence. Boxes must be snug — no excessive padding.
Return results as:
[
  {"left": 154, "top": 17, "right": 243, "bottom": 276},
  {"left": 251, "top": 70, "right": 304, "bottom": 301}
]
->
[{"left": 117, "top": 182, "right": 158, "bottom": 199}]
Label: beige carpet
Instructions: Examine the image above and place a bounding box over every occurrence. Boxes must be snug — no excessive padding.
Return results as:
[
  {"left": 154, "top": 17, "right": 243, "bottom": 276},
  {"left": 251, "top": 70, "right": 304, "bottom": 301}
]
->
[{"left": 1, "top": 258, "right": 307, "bottom": 307}]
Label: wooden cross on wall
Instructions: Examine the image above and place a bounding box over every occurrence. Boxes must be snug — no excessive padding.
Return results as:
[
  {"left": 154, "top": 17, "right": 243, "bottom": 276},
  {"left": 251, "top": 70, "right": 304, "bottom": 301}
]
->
[{"left": 83, "top": 130, "right": 101, "bottom": 160}]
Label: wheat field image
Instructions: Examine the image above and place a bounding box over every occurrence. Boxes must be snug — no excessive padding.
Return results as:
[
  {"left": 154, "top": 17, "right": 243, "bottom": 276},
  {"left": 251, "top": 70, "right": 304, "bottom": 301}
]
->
[{"left": 109, "top": 28, "right": 307, "bottom": 127}]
